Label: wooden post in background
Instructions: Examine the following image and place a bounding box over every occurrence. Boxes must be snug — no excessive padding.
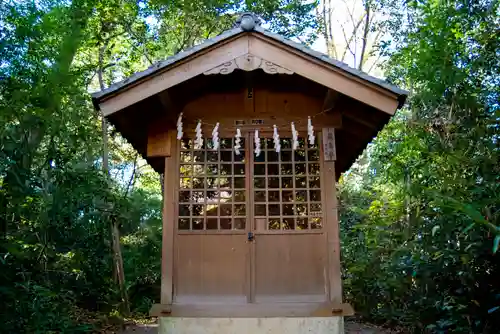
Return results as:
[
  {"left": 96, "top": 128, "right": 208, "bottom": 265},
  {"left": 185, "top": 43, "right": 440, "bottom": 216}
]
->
[
  {"left": 161, "top": 130, "right": 176, "bottom": 305},
  {"left": 322, "top": 128, "right": 342, "bottom": 303}
]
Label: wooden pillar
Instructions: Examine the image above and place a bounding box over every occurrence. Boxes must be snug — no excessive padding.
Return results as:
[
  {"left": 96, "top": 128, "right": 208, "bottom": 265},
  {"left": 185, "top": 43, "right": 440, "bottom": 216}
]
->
[
  {"left": 161, "top": 130, "right": 176, "bottom": 305},
  {"left": 322, "top": 128, "right": 342, "bottom": 303}
]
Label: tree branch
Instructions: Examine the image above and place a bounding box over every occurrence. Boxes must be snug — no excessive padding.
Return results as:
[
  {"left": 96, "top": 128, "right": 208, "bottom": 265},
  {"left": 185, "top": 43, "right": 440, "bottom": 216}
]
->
[
  {"left": 358, "top": 1, "right": 371, "bottom": 70},
  {"left": 340, "top": 22, "right": 357, "bottom": 61},
  {"left": 366, "top": 51, "right": 383, "bottom": 73},
  {"left": 123, "top": 153, "right": 139, "bottom": 199},
  {"left": 340, "top": 15, "right": 364, "bottom": 62}
]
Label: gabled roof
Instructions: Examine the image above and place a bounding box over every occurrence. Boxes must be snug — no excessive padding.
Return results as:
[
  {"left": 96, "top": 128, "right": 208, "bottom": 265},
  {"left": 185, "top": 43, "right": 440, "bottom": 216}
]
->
[
  {"left": 92, "top": 13, "right": 407, "bottom": 113},
  {"left": 91, "top": 13, "right": 409, "bottom": 179}
]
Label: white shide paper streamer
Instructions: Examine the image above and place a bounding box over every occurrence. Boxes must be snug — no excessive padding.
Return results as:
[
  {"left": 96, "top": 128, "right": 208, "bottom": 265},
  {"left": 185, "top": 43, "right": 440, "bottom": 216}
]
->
[
  {"left": 176, "top": 113, "right": 183, "bottom": 140},
  {"left": 291, "top": 122, "right": 299, "bottom": 150},
  {"left": 234, "top": 128, "right": 242, "bottom": 155},
  {"left": 212, "top": 122, "right": 219, "bottom": 150},
  {"left": 254, "top": 129, "right": 261, "bottom": 157},
  {"left": 307, "top": 116, "right": 315, "bottom": 146},
  {"left": 273, "top": 125, "right": 281, "bottom": 153},
  {"left": 194, "top": 120, "right": 203, "bottom": 149}
]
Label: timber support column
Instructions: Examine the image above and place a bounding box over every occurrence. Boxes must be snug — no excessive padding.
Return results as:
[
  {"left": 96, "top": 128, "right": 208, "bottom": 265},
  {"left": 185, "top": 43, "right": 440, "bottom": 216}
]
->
[
  {"left": 161, "top": 130, "right": 176, "bottom": 305},
  {"left": 322, "top": 128, "right": 343, "bottom": 305}
]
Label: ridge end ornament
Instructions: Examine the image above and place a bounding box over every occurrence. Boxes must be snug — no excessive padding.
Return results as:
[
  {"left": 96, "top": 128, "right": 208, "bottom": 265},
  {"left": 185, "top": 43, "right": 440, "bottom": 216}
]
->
[
  {"left": 234, "top": 12, "right": 261, "bottom": 31},
  {"left": 204, "top": 54, "right": 293, "bottom": 75}
]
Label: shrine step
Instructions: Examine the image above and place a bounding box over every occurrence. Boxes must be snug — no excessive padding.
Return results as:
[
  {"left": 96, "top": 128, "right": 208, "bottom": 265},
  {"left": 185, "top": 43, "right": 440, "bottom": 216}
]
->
[{"left": 158, "top": 317, "right": 344, "bottom": 334}]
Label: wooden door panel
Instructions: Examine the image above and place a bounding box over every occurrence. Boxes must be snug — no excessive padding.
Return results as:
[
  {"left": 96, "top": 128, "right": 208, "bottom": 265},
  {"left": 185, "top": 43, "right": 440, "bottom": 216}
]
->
[
  {"left": 175, "top": 234, "right": 248, "bottom": 303},
  {"left": 250, "top": 135, "right": 328, "bottom": 303},
  {"left": 254, "top": 234, "right": 327, "bottom": 302}
]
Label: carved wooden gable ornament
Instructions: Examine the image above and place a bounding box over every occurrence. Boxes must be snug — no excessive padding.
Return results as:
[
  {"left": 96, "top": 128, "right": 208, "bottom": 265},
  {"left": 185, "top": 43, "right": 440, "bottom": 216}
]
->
[{"left": 204, "top": 54, "right": 293, "bottom": 75}]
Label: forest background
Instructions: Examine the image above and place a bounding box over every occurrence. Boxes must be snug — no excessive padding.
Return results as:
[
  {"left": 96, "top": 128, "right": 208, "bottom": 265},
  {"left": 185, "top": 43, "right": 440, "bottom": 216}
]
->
[{"left": 0, "top": 0, "right": 499, "bottom": 333}]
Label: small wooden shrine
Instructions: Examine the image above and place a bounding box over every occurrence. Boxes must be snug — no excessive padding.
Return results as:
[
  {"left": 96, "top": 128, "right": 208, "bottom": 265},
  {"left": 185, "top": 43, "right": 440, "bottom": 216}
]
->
[{"left": 92, "top": 12, "right": 407, "bottom": 326}]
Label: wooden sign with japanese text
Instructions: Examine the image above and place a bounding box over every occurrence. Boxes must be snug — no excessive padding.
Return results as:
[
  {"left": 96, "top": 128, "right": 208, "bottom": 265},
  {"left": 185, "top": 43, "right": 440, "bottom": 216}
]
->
[{"left": 322, "top": 128, "right": 336, "bottom": 161}]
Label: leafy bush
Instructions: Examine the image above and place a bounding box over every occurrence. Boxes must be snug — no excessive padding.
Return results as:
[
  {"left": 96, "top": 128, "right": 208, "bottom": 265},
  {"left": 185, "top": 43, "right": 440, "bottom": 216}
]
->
[{"left": 340, "top": 1, "right": 500, "bottom": 332}]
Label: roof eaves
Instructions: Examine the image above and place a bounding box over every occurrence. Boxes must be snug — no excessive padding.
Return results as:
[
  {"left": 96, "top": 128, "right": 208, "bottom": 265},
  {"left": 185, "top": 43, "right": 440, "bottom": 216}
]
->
[
  {"left": 91, "top": 21, "right": 408, "bottom": 110},
  {"left": 91, "top": 27, "right": 244, "bottom": 101},
  {"left": 253, "top": 26, "right": 408, "bottom": 104}
]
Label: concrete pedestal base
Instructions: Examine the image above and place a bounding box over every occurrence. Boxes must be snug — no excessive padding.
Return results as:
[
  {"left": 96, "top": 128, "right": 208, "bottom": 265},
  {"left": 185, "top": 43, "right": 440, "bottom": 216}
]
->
[{"left": 159, "top": 317, "right": 344, "bottom": 334}]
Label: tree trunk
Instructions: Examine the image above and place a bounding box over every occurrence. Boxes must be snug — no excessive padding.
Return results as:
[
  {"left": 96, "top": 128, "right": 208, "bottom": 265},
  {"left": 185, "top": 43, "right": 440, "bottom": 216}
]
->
[
  {"left": 98, "top": 43, "right": 130, "bottom": 315},
  {"left": 318, "top": 0, "right": 337, "bottom": 58}
]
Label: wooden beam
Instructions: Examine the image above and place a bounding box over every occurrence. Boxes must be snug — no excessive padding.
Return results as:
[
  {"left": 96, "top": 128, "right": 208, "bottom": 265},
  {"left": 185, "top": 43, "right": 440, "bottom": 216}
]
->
[
  {"left": 322, "top": 90, "right": 343, "bottom": 129},
  {"left": 161, "top": 130, "right": 177, "bottom": 304},
  {"left": 158, "top": 89, "right": 175, "bottom": 113},
  {"left": 249, "top": 35, "right": 399, "bottom": 115},
  {"left": 99, "top": 36, "right": 250, "bottom": 116},
  {"left": 340, "top": 116, "right": 376, "bottom": 137},
  {"left": 341, "top": 103, "right": 387, "bottom": 130},
  {"left": 343, "top": 112, "right": 377, "bottom": 129},
  {"left": 323, "top": 89, "right": 340, "bottom": 113},
  {"left": 149, "top": 302, "right": 354, "bottom": 317},
  {"left": 146, "top": 90, "right": 178, "bottom": 158},
  {"left": 321, "top": 128, "right": 342, "bottom": 304}
]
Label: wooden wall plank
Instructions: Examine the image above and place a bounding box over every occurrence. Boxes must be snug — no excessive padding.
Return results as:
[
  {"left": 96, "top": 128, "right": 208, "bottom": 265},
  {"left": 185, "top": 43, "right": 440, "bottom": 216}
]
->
[
  {"left": 181, "top": 88, "right": 341, "bottom": 134},
  {"left": 253, "top": 234, "right": 327, "bottom": 302},
  {"left": 175, "top": 234, "right": 248, "bottom": 303},
  {"left": 161, "top": 130, "right": 177, "bottom": 304}
]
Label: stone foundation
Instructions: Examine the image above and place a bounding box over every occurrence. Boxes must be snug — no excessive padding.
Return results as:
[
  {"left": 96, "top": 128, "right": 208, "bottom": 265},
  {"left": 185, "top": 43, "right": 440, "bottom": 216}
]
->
[{"left": 158, "top": 317, "right": 344, "bottom": 334}]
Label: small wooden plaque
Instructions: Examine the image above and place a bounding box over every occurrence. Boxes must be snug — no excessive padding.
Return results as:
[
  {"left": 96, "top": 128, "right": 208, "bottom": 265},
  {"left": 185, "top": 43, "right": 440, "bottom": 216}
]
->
[
  {"left": 322, "top": 128, "right": 336, "bottom": 161},
  {"left": 147, "top": 128, "right": 172, "bottom": 158}
]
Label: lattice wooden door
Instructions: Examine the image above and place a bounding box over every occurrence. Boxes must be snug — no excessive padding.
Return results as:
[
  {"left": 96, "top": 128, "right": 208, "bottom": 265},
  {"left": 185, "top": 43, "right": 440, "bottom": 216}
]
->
[
  {"left": 175, "top": 136, "right": 250, "bottom": 304},
  {"left": 174, "top": 133, "right": 327, "bottom": 304},
  {"left": 250, "top": 135, "right": 328, "bottom": 303}
]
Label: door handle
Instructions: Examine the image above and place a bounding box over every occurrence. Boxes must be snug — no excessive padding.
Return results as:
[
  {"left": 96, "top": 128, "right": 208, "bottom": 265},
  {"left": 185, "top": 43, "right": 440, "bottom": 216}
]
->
[{"left": 247, "top": 232, "right": 255, "bottom": 242}]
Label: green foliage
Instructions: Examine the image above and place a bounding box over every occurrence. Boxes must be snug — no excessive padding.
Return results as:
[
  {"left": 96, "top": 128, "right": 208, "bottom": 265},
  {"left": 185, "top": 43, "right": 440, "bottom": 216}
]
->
[
  {"left": 340, "top": 0, "right": 500, "bottom": 332},
  {"left": 2, "top": 0, "right": 498, "bottom": 332},
  {"left": 0, "top": 0, "right": 318, "bottom": 332}
]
